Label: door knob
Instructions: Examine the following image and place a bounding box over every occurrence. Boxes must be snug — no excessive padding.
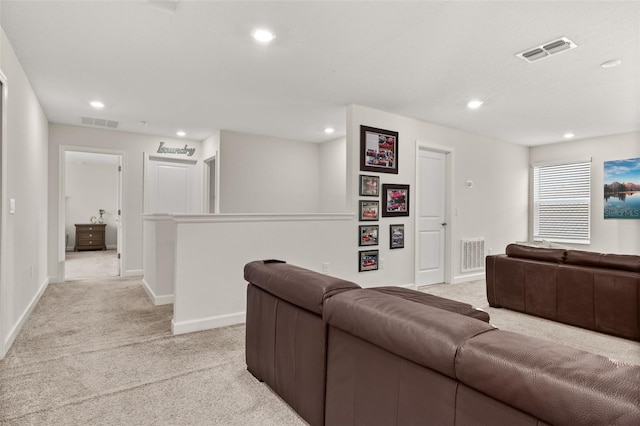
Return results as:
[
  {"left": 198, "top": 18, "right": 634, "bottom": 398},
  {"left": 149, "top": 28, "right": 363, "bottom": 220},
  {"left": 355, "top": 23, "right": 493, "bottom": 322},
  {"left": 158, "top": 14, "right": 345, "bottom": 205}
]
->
[{"left": 441, "top": 222, "right": 447, "bottom": 226}]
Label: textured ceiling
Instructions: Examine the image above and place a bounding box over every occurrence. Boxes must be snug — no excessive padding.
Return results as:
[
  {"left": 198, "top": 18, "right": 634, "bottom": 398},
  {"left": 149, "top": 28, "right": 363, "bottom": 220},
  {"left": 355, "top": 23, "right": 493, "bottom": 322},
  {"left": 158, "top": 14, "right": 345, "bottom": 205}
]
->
[{"left": 1, "top": 1, "right": 638, "bottom": 145}]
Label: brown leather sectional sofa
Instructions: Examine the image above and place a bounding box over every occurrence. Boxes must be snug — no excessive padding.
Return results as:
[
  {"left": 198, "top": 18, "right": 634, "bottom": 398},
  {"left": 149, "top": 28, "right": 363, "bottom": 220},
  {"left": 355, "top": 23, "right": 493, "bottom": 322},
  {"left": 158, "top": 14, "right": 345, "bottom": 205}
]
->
[
  {"left": 486, "top": 243, "right": 640, "bottom": 341},
  {"left": 244, "top": 260, "right": 640, "bottom": 426}
]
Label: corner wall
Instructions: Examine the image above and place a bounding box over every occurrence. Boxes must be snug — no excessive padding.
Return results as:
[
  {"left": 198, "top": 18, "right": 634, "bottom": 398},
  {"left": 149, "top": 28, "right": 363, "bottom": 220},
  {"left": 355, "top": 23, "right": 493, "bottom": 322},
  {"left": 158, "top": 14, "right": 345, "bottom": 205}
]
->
[
  {"left": 530, "top": 132, "right": 640, "bottom": 254},
  {"left": 0, "top": 27, "right": 49, "bottom": 358}
]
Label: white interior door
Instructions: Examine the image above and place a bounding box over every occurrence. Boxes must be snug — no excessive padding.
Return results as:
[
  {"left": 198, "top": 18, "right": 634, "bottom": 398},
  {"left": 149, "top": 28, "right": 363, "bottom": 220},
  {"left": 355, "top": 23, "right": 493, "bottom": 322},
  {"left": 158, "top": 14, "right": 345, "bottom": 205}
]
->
[
  {"left": 116, "top": 156, "right": 123, "bottom": 276},
  {"left": 144, "top": 155, "right": 202, "bottom": 213},
  {"left": 416, "top": 149, "right": 446, "bottom": 285}
]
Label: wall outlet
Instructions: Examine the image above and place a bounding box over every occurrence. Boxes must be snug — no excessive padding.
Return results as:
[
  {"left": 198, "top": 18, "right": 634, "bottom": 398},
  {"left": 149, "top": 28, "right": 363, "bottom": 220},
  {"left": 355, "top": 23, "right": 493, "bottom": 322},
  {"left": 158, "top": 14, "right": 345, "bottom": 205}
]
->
[
  {"left": 488, "top": 248, "right": 492, "bottom": 254},
  {"left": 322, "top": 263, "right": 329, "bottom": 274}
]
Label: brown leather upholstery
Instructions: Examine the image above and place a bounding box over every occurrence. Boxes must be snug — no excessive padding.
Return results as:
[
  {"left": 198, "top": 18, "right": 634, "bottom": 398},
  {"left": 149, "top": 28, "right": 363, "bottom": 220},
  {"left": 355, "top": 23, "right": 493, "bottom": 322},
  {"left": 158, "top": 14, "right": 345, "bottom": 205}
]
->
[{"left": 486, "top": 244, "right": 640, "bottom": 340}]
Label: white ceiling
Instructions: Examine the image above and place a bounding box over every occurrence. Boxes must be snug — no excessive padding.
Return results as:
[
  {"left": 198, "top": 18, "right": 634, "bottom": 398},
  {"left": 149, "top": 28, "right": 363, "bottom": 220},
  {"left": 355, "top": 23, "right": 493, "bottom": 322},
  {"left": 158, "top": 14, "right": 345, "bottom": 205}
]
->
[{"left": 1, "top": 1, "right": 638, "bottom": 146}]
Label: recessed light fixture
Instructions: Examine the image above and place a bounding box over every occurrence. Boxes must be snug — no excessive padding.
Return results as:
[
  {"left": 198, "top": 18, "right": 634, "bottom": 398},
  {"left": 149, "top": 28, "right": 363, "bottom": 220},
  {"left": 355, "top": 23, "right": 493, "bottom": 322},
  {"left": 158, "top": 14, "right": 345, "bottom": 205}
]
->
[
  {"left": 90, "top": 101, "right": 105, "bottom": 109},
  {"left": 324, "top": 127, "right": 335, "bottom": 134},
  {"left": 467, "top": 100, "right": 483, "bottom": 109},
  {"left": 252, "top": 29, "right": 276, "bottom": 43},
  {"left": 563, "top": 133, "right": 575, "bottom": 139},
  {"left": 601, "top": 59, "right": 622, "bottom": 68},
  {"left": 176, "top": 131, "right": 186, "bottom": 137}
]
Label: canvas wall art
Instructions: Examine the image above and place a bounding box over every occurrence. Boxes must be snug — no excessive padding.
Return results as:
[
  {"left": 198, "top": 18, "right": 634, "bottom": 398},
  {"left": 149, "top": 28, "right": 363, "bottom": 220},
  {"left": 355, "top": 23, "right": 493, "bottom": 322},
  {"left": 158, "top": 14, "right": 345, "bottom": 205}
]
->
[{"left": 604, "top": 157, "right": 640, "bottom": 219}]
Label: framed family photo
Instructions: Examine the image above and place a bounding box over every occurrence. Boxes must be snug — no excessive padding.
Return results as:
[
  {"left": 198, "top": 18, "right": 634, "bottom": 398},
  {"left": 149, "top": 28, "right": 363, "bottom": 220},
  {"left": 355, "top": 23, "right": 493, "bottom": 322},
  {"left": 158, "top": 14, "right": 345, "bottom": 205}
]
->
[
  {"left": 359, "top": 225, "right": 379, "bottom": 246},
  {"left": 359, "top": 175, "right": 380, "bottom": 197},
  {"left": 390, "top": 224, "right": 404, "bottom": 249},
  {"left": 359, "top": 250, "right": 379, "bottom": 272},
  {"left": 382, "top": 184, "right": 410, "bottom": 217},
  {"left": 359, "top": 200, "right": 379, "bottom": 221},
  {"left": 360, "top": 125, "right": 398, "bottom": 174}
]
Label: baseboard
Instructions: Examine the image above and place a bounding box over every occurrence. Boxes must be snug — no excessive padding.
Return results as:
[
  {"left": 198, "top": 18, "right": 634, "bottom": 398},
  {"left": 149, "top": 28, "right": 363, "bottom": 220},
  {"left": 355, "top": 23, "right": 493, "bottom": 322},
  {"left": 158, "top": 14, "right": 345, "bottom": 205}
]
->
[
  {"left": 2, "top": 277, "right": 49, "bottom": 359},
  {"left": 399, "top": 283, "right": 417, "bottom": 290},
  {"left": 141, "top": 278, "right": 174, "bottom": 306},
  {"left": 122, "top": 269, "right": 143, "bottom": 277},
  {"left": 171, "top": 311, "right": 245, "bottom": 335},
  {"left": 452, "top": 272, "right": 485, "bottom": 284}
]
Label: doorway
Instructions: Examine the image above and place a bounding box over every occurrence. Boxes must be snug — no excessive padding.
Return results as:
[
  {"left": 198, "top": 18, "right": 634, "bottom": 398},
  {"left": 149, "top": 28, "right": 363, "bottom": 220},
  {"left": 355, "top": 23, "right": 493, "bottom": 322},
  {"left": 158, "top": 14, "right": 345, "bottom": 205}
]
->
[
  {"left": 0, "top": 75, "right": 5, "bottom": 356},
  {"left": 415, "top": 142, "right": 453, "bottom": 285},
  {"left": 60, "top": 148, "right": 123, "bottom": 281},
  {"left": 204, "top": 155, "right": 218, "bottom": 213}
]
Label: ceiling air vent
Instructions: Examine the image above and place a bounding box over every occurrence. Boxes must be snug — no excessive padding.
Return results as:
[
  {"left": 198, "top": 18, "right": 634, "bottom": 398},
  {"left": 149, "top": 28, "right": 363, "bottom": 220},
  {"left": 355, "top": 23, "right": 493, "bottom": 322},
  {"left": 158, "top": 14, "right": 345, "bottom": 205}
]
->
[
  {"left": 81, "top": 117, "right": 119, "bottom": 129},
  {"left": 517, "top": 37, "right": 577, "bottom": 63}
]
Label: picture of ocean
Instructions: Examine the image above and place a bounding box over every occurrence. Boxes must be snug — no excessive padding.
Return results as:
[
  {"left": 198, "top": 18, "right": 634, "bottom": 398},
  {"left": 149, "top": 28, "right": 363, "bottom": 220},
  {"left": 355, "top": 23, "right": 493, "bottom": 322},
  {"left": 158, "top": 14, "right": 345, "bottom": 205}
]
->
[{"left": 604, "top": 158, "right": 640, "bottom": 219}]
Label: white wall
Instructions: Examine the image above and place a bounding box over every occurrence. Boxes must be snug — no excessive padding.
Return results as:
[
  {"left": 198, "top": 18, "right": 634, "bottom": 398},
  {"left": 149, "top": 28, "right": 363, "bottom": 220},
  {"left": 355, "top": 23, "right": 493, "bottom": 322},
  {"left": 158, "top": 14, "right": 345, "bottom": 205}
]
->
[
  {"left": 348, "top": 105, "right": 530, "bottom": 282},
  {"left": 65, "top": 159, "right": 118, "bottom": 249},
  {"left": 219, "top": 130, "right": 322, "bottom": 213},
  {"left": 48, "top": 124, "right": 203, "bottom": 280},
  {"left": 0, "top": 27, "right": 49, "bottom": 358},
  {"left": 319, "top": 136, "right": 347, "bottom": 212},
  {"left": 530, "top": 132, "right": 640, "bottom": 255}
]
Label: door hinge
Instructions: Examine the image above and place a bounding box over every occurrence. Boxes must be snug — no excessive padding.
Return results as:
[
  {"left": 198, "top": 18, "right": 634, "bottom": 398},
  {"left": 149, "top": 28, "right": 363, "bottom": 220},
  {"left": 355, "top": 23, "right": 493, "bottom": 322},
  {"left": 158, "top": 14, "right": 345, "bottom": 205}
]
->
[
  {"left": 118, "top": 166, "right": 122, "bottom": 172},
  {"left": 117, "top": 253, "right": 121, "bottom": 259},
  {"left": 118, "top": 209, "right": 121, "bottom": 215}
]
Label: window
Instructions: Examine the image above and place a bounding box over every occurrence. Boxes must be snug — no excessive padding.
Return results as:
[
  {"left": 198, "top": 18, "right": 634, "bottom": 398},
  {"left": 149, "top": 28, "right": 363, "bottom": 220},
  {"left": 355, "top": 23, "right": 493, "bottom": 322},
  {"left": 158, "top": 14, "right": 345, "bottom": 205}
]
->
[{"left": 533, "top": 159, "right": 591, "bottom": 243}]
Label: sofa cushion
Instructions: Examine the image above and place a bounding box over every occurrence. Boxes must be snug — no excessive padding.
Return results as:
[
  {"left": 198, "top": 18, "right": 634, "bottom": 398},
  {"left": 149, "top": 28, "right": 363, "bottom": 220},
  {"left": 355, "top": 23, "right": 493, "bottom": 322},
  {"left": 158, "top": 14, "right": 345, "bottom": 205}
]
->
[
  {"left": 456, "top": 330, "right": 640, "bottom": 426},
  {"left": 369, "top": 286, "right": 490, "bottom": 322},
  {"left": 505, "top": 243, "right": 566, "bottom": 263},
  {"left": 323, "top": 289, "right": 495, "bottom": 379},
  {"left": 244, "top": 260, "right": 360, "bottom": 315},
  {"left": 566, "top": 250, "right": 640, "bottom": 273}
]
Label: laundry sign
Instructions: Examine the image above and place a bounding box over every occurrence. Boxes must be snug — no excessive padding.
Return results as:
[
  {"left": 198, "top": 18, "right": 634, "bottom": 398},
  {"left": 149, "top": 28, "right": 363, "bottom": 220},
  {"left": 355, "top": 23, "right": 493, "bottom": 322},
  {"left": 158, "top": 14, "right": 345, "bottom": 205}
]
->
[{"left": 156, "top": 141, "right": 196, "bottom": 156}]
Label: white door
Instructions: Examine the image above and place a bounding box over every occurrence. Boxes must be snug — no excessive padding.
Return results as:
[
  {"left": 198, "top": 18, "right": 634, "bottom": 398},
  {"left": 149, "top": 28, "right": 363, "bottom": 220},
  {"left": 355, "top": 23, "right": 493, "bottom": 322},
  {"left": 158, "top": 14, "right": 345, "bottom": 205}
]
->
[
  {"left": 416, "top": 149, "right": 446, "bottom": 285},
  {"left": 144, "top": 155, "right": 202, "bottom": 213},
  {"left": 116, "top": 156, "right": 123, "bottom": 275}
]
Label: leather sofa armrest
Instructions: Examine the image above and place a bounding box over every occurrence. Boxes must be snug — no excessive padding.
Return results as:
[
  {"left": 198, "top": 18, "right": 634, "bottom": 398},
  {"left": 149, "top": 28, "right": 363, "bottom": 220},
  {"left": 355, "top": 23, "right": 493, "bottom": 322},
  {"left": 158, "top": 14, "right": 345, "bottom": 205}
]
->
[
  {"left": 323, "top": 289, "right": 495, "bottom": 378},
  {"left": 244, "top": 260, "right": 360, "bottom": 315}
]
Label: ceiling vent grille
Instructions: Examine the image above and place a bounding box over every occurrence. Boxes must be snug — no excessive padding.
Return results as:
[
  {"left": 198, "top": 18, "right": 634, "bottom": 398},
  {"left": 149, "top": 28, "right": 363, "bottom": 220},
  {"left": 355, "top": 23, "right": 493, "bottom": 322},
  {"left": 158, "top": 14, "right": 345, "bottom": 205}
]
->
[
  {"left": 517, "top": 37, "right": 577, "bottom": 63},
  {"left": 81, "top": 117, "right": 119, "bottom": 129}
]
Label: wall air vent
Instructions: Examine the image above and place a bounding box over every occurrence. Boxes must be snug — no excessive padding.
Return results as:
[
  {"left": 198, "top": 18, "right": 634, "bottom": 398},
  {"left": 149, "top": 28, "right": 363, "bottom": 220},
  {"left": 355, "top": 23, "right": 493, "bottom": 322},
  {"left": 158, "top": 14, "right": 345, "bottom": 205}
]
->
[
  {"left": 517, "top": 37, "right": 577, "bottom": 63},
  {"left": 81, "top": 117, "right": 119, "bottom": 129}
]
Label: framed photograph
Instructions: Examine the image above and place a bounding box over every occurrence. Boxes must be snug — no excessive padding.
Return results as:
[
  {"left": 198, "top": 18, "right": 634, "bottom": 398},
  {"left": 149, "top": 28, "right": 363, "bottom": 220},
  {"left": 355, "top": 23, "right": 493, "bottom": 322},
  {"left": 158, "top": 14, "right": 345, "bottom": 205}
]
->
[
  {"left": 359, "top": 175, "right": 380, "bottom": 197},
  {"left": 359, "top": 200, "right": 379, "bottom": 221},
  {"left": 359, "top": 250, "right": 379, "bottom": 272},
  {"left": 359, "top": 225, "right": 379, "bottom": 246},
  {"left": 360, "top": 125, "right": 398, "bottom": 174},
  {"left": 390, "top": 224, "right": 404, "bottom": 249},
  {"left": 382, "top": 184, "right": 410, "bottom": 217}
]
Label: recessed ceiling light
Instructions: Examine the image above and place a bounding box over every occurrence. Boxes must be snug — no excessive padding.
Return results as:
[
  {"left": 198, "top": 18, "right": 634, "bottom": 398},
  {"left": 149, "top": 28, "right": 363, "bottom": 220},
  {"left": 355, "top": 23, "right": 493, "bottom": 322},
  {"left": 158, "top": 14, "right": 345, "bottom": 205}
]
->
[
  {"left": 601, "top": 59, "right": 622, "bottom": 68},
  {"left": 176, "top": 131, "right": 186, "bottom": 137},
  {"left": 324, "top": 127, "right": 335, "bottom": 134},
  {"left": 563, "top": 133, "right": 575, "bottom": 139},
  {"left": 252, "top": 29, "right": 276, "bottom": 43},
  {"left": 90, "top": 101, "right": 104, "bottom": 109},
  {"left": 467, "top": 100, "right": 483, "bottom": 109}
]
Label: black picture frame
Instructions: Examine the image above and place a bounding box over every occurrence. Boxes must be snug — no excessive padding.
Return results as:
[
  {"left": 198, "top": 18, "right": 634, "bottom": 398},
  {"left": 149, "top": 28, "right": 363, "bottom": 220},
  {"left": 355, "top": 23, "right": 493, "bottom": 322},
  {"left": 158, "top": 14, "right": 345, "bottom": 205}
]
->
[
  {"left": 360, "top": 125, "right": 398, "bottom": 174},
  {"left": 382, "top": 184, "right": 410, "bottom": 217},
  {"left": 359, "top": 225, "right": 379, "bottom": 247},
  {"left": 390, "top": 224, "right": 404, "bottom": 249},
  {"left": 359, "top": 200, "right": 379, "bottom": 221},
  {"left": 359, "top": 175, "right": 380, "bottom": 197},
  {"left": 359, "top": 249, "right": 379, "bottom": 272}
]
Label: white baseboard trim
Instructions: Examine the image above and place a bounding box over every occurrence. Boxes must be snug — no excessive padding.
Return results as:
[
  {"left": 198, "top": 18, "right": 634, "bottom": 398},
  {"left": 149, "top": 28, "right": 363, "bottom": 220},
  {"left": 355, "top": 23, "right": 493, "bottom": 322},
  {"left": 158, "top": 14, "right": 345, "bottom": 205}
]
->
[
  {"left": 141, "top": 279, "right": 174, "bottom": 306},
  {"left": 2, "top": 277, "right": 49, "bottom": 359},
  {"left": 171, "top": 311, "right": 245, "bottom": 335},
  {"left": 122, "top": 269, "right": 143, "bottom": 277},
  {"left": 452, "top": 272, "right": 485, "bottom": 284},
  {"left": 399, "top": 283, "right": 417, "bottom": 290}
]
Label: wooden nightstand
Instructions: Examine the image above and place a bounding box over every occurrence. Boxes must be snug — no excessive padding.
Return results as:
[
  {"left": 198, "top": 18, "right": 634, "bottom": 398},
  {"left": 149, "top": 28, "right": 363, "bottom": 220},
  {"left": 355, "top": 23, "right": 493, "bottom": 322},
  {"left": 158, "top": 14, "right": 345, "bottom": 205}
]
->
[{"left": 74, "top": 224, "right": 107, "bottom": 251}]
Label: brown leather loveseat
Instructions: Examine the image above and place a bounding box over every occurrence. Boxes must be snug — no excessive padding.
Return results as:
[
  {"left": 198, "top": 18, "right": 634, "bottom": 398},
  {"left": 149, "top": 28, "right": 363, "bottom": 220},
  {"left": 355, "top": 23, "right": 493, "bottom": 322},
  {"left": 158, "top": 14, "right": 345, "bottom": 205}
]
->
[
  {"left": 244, "top": 260, "right": 640, "bottom": 426},
  {"left": 486, "top": 243, "right": 640, "bottom": 341}
]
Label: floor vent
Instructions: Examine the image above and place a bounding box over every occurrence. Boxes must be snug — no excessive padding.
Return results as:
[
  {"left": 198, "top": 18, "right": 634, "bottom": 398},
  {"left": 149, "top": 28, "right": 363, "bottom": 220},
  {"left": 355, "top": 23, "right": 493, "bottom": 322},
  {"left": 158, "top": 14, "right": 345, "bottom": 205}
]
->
[
  {"left": 81, "top": 117, "right": 119, "bottom": 129},
  {"left": 461, "top": 238, "right": 485, "bottom": 272}
]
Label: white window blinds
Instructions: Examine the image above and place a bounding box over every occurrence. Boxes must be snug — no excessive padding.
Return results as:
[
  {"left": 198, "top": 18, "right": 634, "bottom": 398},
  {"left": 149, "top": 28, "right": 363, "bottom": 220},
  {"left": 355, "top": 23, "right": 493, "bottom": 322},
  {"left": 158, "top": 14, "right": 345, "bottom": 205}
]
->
[{"left": 533, "top": 159, "right": 591, "bottom": 243}]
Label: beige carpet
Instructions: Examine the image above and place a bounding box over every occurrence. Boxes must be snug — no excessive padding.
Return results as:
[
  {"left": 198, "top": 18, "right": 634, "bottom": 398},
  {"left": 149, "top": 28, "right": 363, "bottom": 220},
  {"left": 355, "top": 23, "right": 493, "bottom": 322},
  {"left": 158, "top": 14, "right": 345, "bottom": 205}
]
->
[
  {"left": 65, "top": 250, "right": 118, "bottom": 281},
  {"left": 1, "top": 277, "right": 638, "bottom": 425}
]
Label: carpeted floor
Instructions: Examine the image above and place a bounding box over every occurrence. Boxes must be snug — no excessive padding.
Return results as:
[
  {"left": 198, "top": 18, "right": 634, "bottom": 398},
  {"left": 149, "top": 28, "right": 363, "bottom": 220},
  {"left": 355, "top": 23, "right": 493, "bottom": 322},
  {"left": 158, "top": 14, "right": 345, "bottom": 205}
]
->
[
  {"left": 65, "top": 250, "right": 118, "bottom": 281},
  {"left": 1, "top": 277, "right": 638, "bottom": 425}
]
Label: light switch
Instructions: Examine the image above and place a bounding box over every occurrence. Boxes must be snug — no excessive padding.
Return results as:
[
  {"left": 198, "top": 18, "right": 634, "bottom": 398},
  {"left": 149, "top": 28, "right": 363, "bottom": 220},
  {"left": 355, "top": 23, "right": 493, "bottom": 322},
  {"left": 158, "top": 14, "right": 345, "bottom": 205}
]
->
[{"left": 10, "top": 198, "right": 15, "bottom": 214}]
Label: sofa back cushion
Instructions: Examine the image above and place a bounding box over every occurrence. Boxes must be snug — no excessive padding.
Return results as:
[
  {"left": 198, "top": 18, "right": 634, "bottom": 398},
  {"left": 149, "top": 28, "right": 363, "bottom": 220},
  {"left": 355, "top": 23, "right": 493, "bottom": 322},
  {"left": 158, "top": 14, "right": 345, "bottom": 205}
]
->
[
  {"left": 323, "top": 289, "right": 495, "bottom": 379},
  {"left": 505, "top": 243, "right": 566, "bottom": 263},
  {"left": 244, "top": 260, "right": 360, "bottom": 315},
  {"left": 565, "top": 250, "right": 640, "bottom": 273}
]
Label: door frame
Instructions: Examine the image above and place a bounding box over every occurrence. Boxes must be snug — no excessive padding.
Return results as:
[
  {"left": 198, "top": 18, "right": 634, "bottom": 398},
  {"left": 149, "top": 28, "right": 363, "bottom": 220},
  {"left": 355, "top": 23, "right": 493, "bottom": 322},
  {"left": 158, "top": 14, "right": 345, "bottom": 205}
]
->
[
  {"left": 0, "top": 70, "right": 7, "bottom": 357},
  {"left": 414, "top": 140, "right": 455, "bottom": 285},
  {"left": 203, "top": 153, "right": 219, "bottom": 213},
  {"left": 58, "top": 145, "right": 125, "bottom": 282}
]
